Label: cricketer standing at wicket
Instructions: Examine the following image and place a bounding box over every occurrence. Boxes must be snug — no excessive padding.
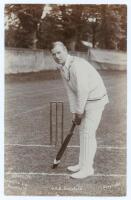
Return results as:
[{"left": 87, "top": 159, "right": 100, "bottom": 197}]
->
[{"left": 50, "top": 41, "right": 109, "bottom": 179}]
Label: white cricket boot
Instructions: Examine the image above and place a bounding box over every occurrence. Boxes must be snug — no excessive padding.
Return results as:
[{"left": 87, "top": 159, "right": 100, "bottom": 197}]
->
[
  {"left": 70, "top": 168, "right": 94, "bottom": 179},
  {"left": 67, "top": 134, "right": 84, "bottom": 172},
  {"left": 67, "top": 164, "right": 80, "bottom": 172}
]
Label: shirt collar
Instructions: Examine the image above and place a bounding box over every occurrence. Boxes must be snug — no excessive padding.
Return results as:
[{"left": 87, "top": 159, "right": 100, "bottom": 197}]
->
[{"left": 62, "top": 54, "right": 72, "bottom": 70}]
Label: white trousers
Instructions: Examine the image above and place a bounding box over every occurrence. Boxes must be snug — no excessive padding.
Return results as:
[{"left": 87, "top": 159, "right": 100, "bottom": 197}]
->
[{"left": 78, "top": 105, "right": 105, "bottom": 172}]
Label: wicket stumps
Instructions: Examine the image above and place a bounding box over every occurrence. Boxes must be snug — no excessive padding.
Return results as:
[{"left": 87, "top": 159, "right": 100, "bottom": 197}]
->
[{"left": 50, "top": 101, "right": 64, "bottom": 145}]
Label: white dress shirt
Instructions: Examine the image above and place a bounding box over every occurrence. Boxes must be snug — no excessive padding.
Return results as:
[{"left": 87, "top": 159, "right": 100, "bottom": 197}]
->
[{"left": 60, "top": 55, "right": 109, "bottom": 114}]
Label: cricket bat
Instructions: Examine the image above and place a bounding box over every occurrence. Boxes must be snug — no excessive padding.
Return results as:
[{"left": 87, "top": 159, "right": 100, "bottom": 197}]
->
[{"left": 52, "top": 121, "right": 76, "bottom": 169}]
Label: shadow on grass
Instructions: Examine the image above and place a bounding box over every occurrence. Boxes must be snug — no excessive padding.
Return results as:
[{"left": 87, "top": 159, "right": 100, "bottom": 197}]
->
[{"left": 5, "top": 70, "right": 61, "bottom": 83}]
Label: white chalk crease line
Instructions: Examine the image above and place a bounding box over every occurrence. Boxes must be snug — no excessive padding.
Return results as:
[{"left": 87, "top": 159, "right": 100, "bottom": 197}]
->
[
  {"left": 5, "top": 172, "right": 126, "bottom": 177},
  {"left": 5, "top": 144, "right": 126, "bottom": 150}
]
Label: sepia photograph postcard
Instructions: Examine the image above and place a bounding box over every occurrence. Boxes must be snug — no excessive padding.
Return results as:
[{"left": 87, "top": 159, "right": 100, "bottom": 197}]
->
[{"left": 1, "top": 0, "right": 130, "bottom": 199}]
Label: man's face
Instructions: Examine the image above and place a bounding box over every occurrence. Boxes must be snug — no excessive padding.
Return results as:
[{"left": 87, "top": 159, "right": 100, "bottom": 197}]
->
[{"left": 51, "top": 45, "right": 68, "bottom": 65}]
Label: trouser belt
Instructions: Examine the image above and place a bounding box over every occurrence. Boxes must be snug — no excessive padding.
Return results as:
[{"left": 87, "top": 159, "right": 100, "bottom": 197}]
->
[{"left": 87, "top": 93, "right": 107, "bottom": 101}]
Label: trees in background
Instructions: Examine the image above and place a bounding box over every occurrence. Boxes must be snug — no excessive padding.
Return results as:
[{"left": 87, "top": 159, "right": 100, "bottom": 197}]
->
[
  {"left": 5, "top": 4, "right": 127, "bottom": 51},
  {"left": 96, "top": 5, "right": 127, "bottom": 50},
  {"left": 5, "top": 4, "right": 44, "bottom": 48}
]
